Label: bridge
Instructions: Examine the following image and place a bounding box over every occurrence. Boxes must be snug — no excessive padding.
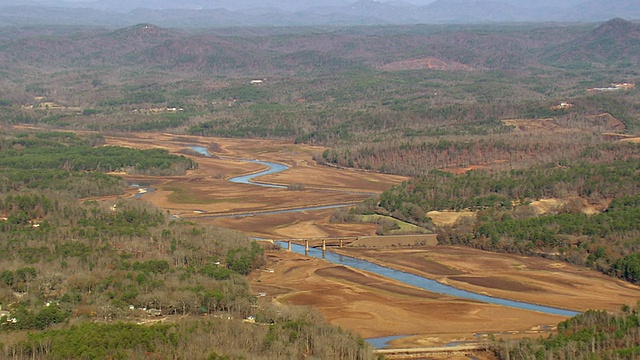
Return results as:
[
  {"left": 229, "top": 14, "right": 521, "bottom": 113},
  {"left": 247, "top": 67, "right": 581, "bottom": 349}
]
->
[
  {"left": 372, "top": 344, "right": 488, "bottom": 359},
  {"left": 259, "top": 237, "right": 359, "bottom": 251},
  {"left": 258, "top": 234, "right": 438, "bottom": 251}
]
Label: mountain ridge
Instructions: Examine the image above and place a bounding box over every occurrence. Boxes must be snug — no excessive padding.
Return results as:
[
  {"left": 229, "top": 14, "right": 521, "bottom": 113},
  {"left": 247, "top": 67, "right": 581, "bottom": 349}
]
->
[
  {"left": 0, "top": 0, "right": 638, "bottom": 27},
  {"left": 542, "top": 18, "right": 640, "bottom": 67},
  {"left": 2, "top": 18, "right": 638, "bottom": 77}
]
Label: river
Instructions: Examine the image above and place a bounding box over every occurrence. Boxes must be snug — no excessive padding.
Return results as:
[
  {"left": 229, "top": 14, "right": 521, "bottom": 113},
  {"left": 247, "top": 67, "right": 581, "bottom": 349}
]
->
[
  {"left": 188, "top": 144, "right": 580, "bottom": 345},
  {"left": 274, "top": 241, "right": 578, "bottom": 317},
  {"left": 189, "top": 145, "right": 288, "bottom": 188}
]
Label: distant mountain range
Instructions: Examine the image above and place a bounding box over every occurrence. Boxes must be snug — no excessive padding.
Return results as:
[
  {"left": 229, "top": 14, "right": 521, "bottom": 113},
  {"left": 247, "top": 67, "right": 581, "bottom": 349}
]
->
[
  {"left": 0, "top": 0, "right": 638, "bottom": 27},
  {"left": 1, "top": 17, "right": 638, "bottom": 75}
]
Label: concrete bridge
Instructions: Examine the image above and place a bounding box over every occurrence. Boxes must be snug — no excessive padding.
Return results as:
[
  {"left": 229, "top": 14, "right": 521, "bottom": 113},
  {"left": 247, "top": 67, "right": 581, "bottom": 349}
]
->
[
  {"left": 261, "top": 237, "right": 359, "bottom": 251},
  {"left": 373, "top": 344, "right": 488, "bottom": 359},
  {"left": 258, "top": 234, "right": 438, "bottom": 251}
]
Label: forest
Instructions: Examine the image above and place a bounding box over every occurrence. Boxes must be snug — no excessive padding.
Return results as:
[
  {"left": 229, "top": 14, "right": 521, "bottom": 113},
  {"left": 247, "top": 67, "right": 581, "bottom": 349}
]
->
[
  {"left": 0, "top": 17, "right": 639, "bottom": 359},
  {"left": 495, "top": 305, "right": 640, "bottom": 360},
  {"left": 0, "top": 131, "right": 196, "bottom": 196},
  {"left": 0, "top": 131, "right": 372, "bottom": 359}
]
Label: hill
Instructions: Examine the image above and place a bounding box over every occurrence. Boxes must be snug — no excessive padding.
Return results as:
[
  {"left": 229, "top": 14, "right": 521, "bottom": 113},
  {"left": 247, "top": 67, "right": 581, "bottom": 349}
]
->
[{"left": 543, "top": 18, "right": 640, "bottom": 67}]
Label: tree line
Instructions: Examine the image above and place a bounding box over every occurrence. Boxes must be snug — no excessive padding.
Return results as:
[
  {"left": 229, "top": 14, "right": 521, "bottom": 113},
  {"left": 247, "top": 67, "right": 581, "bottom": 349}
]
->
[
  {"left": 3, "top": 308, "right": 373, "bottom": 360},
  {"left": 0, "top": 131, "right": 198, "bottom": 197},
  {"left": 437, "top": 194, "right": 640, "bottom": 283},
  {"left": 0, "top": 192, "right": 373, "bottom": 359},
  {"left": 379, "top": 157, "right": 640, "bottom": 216},
  {"left": 494, "top": 305, "right": 640, "bottom": 360}
]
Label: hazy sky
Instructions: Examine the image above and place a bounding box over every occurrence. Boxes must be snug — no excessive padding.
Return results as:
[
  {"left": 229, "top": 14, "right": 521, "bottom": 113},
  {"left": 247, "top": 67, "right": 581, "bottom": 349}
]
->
[
  {"left": 16, "top": 0, "right": 591, "bottom": 6},
  {"left": 2, "top": 0, "right": 591, "bottom": 6},
  {"left": 0, "top": 0, "right": 628, "bottom": 27}
]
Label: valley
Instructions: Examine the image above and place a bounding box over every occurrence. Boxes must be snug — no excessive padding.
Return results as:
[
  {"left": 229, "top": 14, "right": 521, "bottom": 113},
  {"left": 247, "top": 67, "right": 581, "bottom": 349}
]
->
[
  {"left": 98, "top": 131, "right": 640, "bottom": 357},
  {"left": 1, "top": 17, "right": 640, "bottom": 359}
]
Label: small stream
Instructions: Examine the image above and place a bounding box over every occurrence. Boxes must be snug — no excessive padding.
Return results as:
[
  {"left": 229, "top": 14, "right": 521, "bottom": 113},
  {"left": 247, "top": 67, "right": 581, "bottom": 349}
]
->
[
  {"left": 196, "top": 203, "right": 360, "bottom": 219},
  {"left": 228, "top": 159, "right": 288, "bottom": 189},
  {"left": 129, "top": 182, "right": 155, "bottom": 198}
]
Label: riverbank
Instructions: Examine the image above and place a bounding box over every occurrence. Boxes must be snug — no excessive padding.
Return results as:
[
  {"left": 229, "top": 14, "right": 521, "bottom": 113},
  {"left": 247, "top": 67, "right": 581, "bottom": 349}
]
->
[
  {"left": 249, "top": 245, "right": 640, "bottom": 350},
  {"left": 249, "top": 249, "right": 565, "bottom": 349},
  {"left": 331, "top": 246, "right": 640, "bottom": 312}
]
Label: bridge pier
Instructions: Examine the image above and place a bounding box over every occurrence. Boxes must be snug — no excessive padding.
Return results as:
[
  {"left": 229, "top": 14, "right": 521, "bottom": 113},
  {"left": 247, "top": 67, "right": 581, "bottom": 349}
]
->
[
  {"left": 340, "top": 239, "right": 343, "bottom": 248},
  {"left": 305, "top": 240, "right": 309, "bottom": 252},
  {"left": 287, "top": 241, "right": 291, "bottom": 251},
  {"left": 322, "top": 239, "right": 326, "bottom": 251}
]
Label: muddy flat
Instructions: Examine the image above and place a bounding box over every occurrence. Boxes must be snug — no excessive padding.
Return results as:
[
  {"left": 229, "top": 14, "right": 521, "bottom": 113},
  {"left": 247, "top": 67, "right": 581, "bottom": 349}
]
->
[
  {"left": 102, "top": 132, "right": 640, "bottom": 354},
  {"left": 252, "top": 246, "right": 640, "bottom": 350},
  {"left": 333, "top": 246, "right": 640, "bottom": 312},
  {"left": 103, "top": 132, "right": 406, "bottom": 238}
]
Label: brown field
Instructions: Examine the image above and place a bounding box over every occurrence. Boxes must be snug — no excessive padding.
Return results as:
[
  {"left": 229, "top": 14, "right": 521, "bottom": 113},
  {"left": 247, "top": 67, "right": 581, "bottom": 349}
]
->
[
  {"left": 427, "top": 210, "right": 475, "bottom": 226},
  {"left": 102, "top": 133, "right": 640, "bottom": 356}
]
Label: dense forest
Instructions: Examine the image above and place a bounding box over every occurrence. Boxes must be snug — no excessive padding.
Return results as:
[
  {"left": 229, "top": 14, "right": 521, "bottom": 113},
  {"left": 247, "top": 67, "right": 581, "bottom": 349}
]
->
[{"left": 0, "top": 21, "right": 638, "bottom": 179}]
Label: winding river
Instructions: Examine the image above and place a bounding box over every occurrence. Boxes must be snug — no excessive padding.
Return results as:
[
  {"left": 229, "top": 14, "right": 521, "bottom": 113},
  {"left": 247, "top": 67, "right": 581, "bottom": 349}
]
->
[
  {"left": 189, "top": 145, "right": 357, "bottom": 217},
  {"left": 188, "top": 145, "right": 580, "bottom": 323},
  {"left": 227, "top": 159, "right": 289, "bottom": 189},
  {"left": 190, "top": 145, "right": 288, "bottom": 188}
]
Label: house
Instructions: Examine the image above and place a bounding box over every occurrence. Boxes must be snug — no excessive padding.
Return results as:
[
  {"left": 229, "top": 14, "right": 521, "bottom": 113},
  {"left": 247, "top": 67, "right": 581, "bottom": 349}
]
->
[
  {"left": 550, "top": 102, "right": 574, "bottom": 110},
  {"left": 588, "top": 83, "right": 636, "bottom": 92},
  {"left": 146, "top": 309, "right": 162, "bottom": 316}
]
